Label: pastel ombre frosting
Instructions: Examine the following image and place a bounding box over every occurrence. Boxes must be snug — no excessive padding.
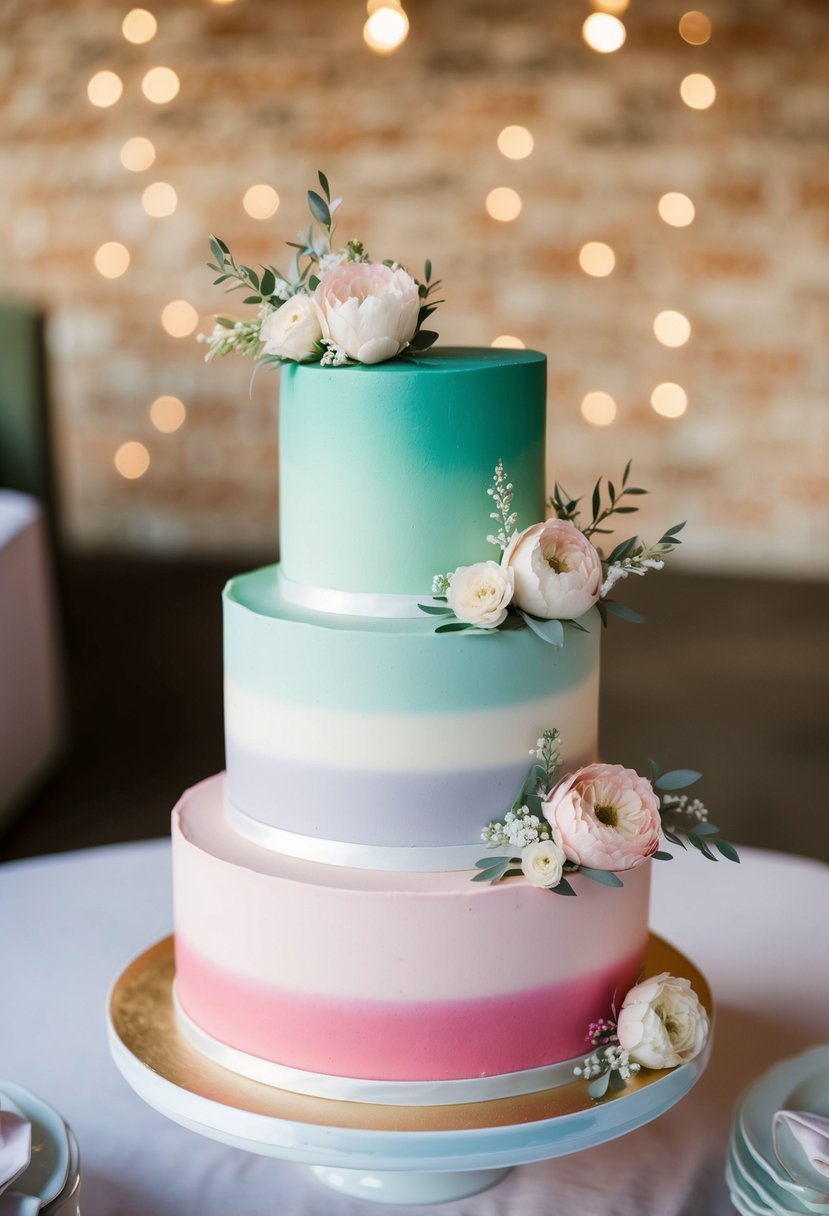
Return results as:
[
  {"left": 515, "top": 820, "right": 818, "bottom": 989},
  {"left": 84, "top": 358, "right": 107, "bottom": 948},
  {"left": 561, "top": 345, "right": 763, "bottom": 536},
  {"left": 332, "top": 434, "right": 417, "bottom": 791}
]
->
[
  {"left": 278, "top": 347, "right": 547, "bottom": 595},
  {"left": 224, "top": 567, "right": 600, "bottom": 855},
  {"left": 173, "top": 776, "right": 650, "bottom": 1087}
]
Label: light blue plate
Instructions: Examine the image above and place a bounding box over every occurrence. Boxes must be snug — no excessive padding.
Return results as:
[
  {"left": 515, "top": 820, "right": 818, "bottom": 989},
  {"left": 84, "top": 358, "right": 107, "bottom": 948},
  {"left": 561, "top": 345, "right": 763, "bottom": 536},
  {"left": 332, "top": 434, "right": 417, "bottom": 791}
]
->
[
  {"left": 0, "top": 1083, "right": 70, "bottom": 1212},
  {"left": 731, "top": 1119, "right": 806, "bottom": 1216},
  {"left": 727, "top": 1149, "right": 772, "bottom": 1216},
  {"left": 737, "top": 1047, "right": 829, "bottom": 1214}
]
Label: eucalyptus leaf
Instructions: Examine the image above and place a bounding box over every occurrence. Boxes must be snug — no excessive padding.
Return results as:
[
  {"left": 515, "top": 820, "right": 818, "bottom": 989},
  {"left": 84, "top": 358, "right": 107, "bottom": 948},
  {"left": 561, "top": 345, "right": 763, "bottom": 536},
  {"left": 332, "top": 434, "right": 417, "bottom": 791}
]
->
[
  {"left": 654, "top": 769, "right": 701, "bottom": 791},
  {"left": 602, "top": 601, "right": 646, "bottom": 624},
  {"left": 551, "top": 877, "right": 577, "bottom": 897},
  {"left": 591, "top": 479, "right": 601, "bottom": 521},
  {"left": 564, "top": 617, "right": 590, "bottom": 634},
  {"left": 475, "top": 855, "right": 511, "bottom": 869},
  {"left": 417, "top": 604, "right": 455, "bottom": 616},
  {"left": 612, "top": 506, "right": 639, "bottom": 514},
  {"left": 608, "top": 1070, "right": 628, "bottom": 1093},
  {"left": 580, "top": 867, "right": 624, "bottom": 888},
  {"left": 624, "top": 487, "right": 648, "bottom": 495},
  {"left": 622, "top": 459, "right": 632, "bottom": 486},
  {"left": 307, "top": 190, "right": 331, "bottom": 227},
  {"left": 259, "top": 268, "right": 276, "bottom": 297},
  {"left": 653, "top": 850, "right": 674, "bottom": 861},
  {"left": 435, "top": 621, "right": 474, "bottom": 634},
  {"left": 408, "top": 329, "right": 439, "bottom": 351},
  {"left": 607, "top": 536, "right": 639, "bottom": 564},
  {"left": 425, "top": 258, "right": 432, "bottom": 281},
  {"left": 588, "top": 1070, "right": 611, "bottom": 1100},
  {"left": 243, "top": 295, "right": 262, "bottom": 305},
  {"left": 687, "top": 833, "right": 716, "bottom": 861},
  {"left": 715, "top": 839, "right": 740, "bottom": 863},
  {"left": 520, "top": 612, "right": 565, "bottom": 648},
  {"left": 661, "top": 828, "right": 686, "bottom": 849},
  {"left": 689, "top": 822, "right": 719, "bottom": 836},
  {"left": 318, "top": 170, "right": 331, "bottom": 201},
  {"left": 648, "top": 758, "right": 661, "bottom": 782},
  {"left": 239, "top": 266, "right": 260, "bottom": 289}
]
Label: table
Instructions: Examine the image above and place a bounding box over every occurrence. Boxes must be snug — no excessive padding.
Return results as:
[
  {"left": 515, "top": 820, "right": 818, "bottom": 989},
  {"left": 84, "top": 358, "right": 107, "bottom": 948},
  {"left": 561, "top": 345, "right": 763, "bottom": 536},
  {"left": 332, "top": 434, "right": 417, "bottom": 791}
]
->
[{"left": 1, "top": 840, "right": 827, "bottom": 1215}]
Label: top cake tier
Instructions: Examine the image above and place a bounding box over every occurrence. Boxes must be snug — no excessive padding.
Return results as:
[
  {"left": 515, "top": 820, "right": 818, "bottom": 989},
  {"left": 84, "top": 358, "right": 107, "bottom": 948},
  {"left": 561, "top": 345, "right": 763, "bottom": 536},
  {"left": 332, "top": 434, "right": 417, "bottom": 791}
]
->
[{"left": 278, "top": 347, "right": 547, "bottom": 596}]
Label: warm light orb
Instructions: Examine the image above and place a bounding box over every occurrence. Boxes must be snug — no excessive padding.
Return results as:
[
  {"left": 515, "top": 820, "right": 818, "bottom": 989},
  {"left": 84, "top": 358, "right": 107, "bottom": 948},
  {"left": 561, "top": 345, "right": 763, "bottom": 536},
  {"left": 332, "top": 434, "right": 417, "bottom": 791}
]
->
[
  {"left": 491, "top": 335, "right": 526, "bottom": 349},
  {"left": 120, "top": 136, "right": 156, "bottom": 172},
  {"left": 94, "top": 242, "right": 130, "bottom": 279},
  {"left": 485, "top": 187, "right": 522, "bottom": 222},
  {"left": 658, "top": 192, "right": 695, "bottom": 227},
  {"left": 142, "top": 66, "right": 180, "bottom": 104},
  {"left": 679, "top": 11, "right": 712, "bottom": 45},
  {"left": 497, "top": 125, "right": 534, "bottom": 160},
  {"left": 161, "top": 300, "right": 199, "bottom": 338},
  {"left": 363, "top": 6, "right": 409, "bottom": 54},
  {"left": 141, "top": 181, "right": 178, "bottom": 217},
  {"left": 150, "top": 395, "right": 186, "bottom": 433},
  {"left": 579, "top": 241, "right": 616, "bottom": 277},
  {"left": 592, "top": 0, "right": 629, "bottom": 12},
  {"left": 651, "top": 382, "right": 689, "bottom": 418},
  {"left": 680, "top": 73, "right": 716, "bottom": 110},
  {"left": 243, "top": 184, "right": 280, "bottom": 220},
  {"left": 114, "top": 441, "right": 150, "bottom": 480},
  {"left": 87, "top": 70, "right": 123, "bottom": 108},
  {"left": 122, "top": 8, "right": 157, "bottom": 44},
  {"left": 654, "top": 310, "right": 691, "bottom": 347},
  {"left": 582, "top": 12, "right": 626, "bottom": 53},
  {"left": 581, "top": 391, "right": 618, "bottom": 426}
]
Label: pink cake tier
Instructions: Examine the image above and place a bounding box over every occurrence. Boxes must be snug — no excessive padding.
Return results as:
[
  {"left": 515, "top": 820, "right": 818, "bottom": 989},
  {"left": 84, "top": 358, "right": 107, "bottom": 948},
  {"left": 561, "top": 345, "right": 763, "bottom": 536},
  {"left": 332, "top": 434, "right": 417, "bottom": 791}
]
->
[{"left": 172, "top": 774, "right": 651, "bottom": 1104}]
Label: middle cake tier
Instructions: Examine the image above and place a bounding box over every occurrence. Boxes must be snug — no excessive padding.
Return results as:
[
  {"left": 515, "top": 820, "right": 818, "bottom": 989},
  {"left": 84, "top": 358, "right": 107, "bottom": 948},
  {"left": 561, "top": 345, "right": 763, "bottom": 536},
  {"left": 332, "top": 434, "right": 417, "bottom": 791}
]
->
[{"left": 224, "top": 564, "right": 600, "bottom": 867}]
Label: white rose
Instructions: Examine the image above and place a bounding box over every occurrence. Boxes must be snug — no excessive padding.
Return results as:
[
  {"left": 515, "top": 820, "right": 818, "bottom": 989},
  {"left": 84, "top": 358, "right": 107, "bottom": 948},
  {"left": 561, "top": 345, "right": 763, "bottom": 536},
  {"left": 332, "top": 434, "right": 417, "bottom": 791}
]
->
[
  {"left": 447, "top": 561, "right": 514, "bottom": 629},
  {"left": 502, "top": 518, "right": 602, "bottom": 620},
  {"left": 259, "top": 294, "right": 322, "bottom": 362},
  {"left": 616, "top": 972, "right": 709, "bottom": 1069},
  {"left": 314, "top": 261, "right": 420, "bottom": 365},
  {"left": 521, "top": 839, "right": 566, "bottom": 888}
]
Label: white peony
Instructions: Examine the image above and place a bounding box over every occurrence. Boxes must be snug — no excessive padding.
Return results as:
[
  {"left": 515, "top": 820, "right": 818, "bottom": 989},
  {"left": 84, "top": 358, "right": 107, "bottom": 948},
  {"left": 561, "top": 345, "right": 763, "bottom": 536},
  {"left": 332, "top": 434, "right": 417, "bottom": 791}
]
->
[
  {"left": 314, "top": 261, "right": 420, "bottom": 365},
  {"left": 521, "top": 839, "right": 566, "bottom": 888},
  {"left": 616, "top": 972, "right": 709, "bottom": 1069},
  {"left": 502, "top": 518, "right": 602, "bottom": 620},
  {"left": 259, "top": 293, "right": 322, "bottom": 362},
  {"left": 447, "top": 561, "right": 514, "bottom": 629}
]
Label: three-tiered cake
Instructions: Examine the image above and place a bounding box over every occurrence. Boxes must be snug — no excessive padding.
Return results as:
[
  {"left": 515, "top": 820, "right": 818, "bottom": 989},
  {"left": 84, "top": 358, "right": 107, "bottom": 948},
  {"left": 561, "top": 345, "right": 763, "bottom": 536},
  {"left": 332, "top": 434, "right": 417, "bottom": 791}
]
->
[{"left": 171, "top": 348, "right": 652, "bottom": 1103}]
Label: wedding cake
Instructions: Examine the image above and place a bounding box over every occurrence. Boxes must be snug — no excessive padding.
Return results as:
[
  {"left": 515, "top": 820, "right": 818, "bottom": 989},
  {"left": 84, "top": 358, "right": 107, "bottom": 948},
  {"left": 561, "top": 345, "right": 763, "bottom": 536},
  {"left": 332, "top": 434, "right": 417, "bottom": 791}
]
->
[{"left": 171, "top": 177, "right": 724, "bottom": 1107}]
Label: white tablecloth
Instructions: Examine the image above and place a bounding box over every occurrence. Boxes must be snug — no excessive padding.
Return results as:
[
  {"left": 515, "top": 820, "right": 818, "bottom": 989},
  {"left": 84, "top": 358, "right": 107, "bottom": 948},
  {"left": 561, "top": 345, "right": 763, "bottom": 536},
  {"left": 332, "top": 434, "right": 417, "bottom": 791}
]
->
[{"left": 0, "top": 840, "right": 827, "bottom": 1216}]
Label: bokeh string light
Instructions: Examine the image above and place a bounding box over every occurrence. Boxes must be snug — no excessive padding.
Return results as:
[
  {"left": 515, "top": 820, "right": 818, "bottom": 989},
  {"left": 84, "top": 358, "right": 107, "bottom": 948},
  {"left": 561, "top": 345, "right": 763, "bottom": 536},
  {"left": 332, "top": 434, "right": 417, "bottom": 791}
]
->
[
  {"left": 658, "top": 191, "right": 695, "bottom": 227},
  {"left": 497, "top": 126, "right": 534, "bottom": 160},
  {"left": 122, "top": 8, "right": 157, "bottom": 45},
  {"left": 491, "top": 335, "right": 526, "bottom": 349},
  {"left": 680, "top": 72, "right": 716, "bottom": 110},
  {"left": 94, "top": 242, "right": 130, "bottom": 279},
  {"left": 651, "top": 382, "right": 689, "bottom": 417},
  {"left": 579, "top": 242, "right": 616, "bottom": 277},
  {"left": 141, "top": 181, "right": 178, "bottom": 217},
  {"left": 243, "top": 184, "right": 280, "bottom": 220},
  {"left": 141, "top": 66, "right": 180, "bottom": 104},
  {"left": 161, "top": 301, "right": 199, "bottom": 338},
  {"left": 363, "top": 2, "right": 409, "bottom": 54},
  {"left": 120, "top": 136, "right": 156, "bottom": 172},
  {"left": 114, "top": 441, "right": 150, "bottom": 480},
  {"left": 582, "top": 12, "right": 626, "bottom": 53},
  {"left": 581, "top": 392, "right": 618, "bottom": 427},
  {"left": 150, "top": 395, "right": 187, "bottom": 433},
  {"left": 679, "top": 11, "right": 712, "bottom": 45},
  {"left": 87, "top": 70, "right": 123, "bottom": 108},
  {"left": 654, "top": 310, "right": 692, "bottom": 348},
  {"left": 485, "top": 187, "right": 522, "bottom": 222}
]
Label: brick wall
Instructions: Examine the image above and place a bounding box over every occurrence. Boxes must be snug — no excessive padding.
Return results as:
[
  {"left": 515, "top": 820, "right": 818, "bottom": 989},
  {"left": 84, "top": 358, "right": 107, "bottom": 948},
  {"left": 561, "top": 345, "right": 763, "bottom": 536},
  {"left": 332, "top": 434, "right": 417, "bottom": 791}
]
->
[{"left": 2, "top": 0, "right": 827, "bottom": 575}]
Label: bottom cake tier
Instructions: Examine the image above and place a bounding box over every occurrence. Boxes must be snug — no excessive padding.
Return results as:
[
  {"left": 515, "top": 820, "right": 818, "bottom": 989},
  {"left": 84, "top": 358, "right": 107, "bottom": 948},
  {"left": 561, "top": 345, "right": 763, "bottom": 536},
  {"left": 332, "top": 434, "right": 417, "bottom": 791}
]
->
[{"left": 172, "top": 774, "right": 651, "bottom": 1101}]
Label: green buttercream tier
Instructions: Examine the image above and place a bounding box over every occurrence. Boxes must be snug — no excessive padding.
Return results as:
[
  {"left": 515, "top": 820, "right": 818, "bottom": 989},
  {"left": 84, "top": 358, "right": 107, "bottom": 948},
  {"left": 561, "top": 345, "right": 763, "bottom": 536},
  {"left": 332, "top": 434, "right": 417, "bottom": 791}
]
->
[{"left": 278, "top": 347, "right": 547, "bottom": 596}]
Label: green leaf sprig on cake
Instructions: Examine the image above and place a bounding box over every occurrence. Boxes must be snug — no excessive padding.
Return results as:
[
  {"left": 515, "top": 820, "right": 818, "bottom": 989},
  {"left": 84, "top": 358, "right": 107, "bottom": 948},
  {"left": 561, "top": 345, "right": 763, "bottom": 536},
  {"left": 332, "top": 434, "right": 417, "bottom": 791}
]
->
[
  {"left": 200, "top": 172, "right": 441, "bottom": 370},
  {"left": 473, "top": 727, "right": 738, "bottom": 894},
  {"left": 574, "top": 973, "right": 709, "bottom": 1101},
  {"left": 420, "top": 459, "right": 684, "bottom": 645}
]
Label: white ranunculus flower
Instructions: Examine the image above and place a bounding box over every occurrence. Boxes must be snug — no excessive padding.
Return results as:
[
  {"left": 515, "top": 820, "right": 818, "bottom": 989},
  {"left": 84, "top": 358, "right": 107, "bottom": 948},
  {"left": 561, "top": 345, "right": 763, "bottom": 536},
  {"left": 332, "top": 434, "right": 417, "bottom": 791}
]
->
[
  {"left": 446, "top": 561, "right": 514, "bottom": 629},
  {"left": 502, "top": 518, "right": 602, "bottom": 620},
  {"left": 259, "top": 294, "right": 322, "bottom": 362},
  {"left": 314, "top": 261, "right": 420, "bottom": 365},
  {"left": 616, "top": 972, "right": 709, "bottom": 1069},
  {"left": 521, "top": 839, "right": 566, "bottom": 888}
]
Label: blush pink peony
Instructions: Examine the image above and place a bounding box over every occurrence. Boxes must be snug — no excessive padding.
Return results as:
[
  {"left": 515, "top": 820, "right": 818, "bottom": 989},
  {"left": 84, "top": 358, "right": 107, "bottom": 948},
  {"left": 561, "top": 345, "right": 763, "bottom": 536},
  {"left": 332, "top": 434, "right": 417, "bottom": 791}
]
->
[
  {"left": 542, "top": 762, "right": 661, "bottom": 871},
  {"left": 502, "top": 519, "right": 602, "bottom": 620},
  {"left": 314, "top": 261, "right": 420, "bottom": 365}
]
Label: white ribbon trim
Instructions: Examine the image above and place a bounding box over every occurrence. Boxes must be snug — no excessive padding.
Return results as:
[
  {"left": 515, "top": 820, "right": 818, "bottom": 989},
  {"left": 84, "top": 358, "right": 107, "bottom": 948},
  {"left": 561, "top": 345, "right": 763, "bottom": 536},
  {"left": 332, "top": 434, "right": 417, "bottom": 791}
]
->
[
  {"left": 225, "top": 799, "right": 484, "bottom": 872},
  {"left": 277, "top": 569, "right": 439, "bottom": 619},
  {"left": 173, "top": 987, "right": 583, "bottom": 1107}
]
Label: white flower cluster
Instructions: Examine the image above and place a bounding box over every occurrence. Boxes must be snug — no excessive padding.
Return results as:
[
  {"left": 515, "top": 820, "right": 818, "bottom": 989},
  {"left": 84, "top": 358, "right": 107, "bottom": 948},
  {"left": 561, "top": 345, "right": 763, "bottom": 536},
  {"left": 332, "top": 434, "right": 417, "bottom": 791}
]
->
[
  {"left": 481, "top": 806, "right": 552, "bottom": 849},
  {"left": 485, "top": 459, "right": 518, "bottom": 552},
  {"left": 198, "top": 315, "right": 263, "bottom": 363},
  {"left": 600, "top": 550, "right": 666, "bottom": 599},
  {"left": 431, "top": 572, "right": 453, "bottom": 595},
  {"left": 319, "top": 341, "right": 349, "bottom": 367},
  {"left": 528, "top": 729, "right": 562, "bottom": 793},
  {"left": 662, "top": 794, "right": 709, "bottom": 822},
  {"left": 574, "top": 1047, "right": 641, "bottom": 1083}
]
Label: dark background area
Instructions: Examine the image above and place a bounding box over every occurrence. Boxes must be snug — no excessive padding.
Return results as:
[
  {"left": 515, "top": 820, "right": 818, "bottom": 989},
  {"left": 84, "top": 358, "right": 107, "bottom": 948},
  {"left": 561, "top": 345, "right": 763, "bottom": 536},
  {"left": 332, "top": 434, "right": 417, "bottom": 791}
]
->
[{"left": 1, "top": 555, "right": 826, "bottom": 866}]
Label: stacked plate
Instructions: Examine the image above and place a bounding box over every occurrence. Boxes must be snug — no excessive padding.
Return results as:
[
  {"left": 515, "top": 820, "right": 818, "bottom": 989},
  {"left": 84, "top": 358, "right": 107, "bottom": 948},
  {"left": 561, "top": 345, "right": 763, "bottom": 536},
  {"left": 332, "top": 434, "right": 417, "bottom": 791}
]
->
[
  {"left": 0, "top": 1083, "right": 80, "bottom": 1216},
  {"left": 727, "top": 1045, "right": 829, "bottom": 1216}
]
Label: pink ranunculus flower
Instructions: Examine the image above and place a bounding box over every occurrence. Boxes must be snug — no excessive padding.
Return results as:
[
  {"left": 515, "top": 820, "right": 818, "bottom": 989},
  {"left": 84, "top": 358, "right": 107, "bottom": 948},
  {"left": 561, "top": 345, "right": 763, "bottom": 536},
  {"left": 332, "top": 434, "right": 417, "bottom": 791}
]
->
[
  {"left": 314, "top": 261, "right": 420, "bottom": 365},
  {"left": 502, "top": 519, "right": 602, "bottom": 620},
  {"left": 542, "top": 762, "right": 661, "bottom": 871},
  {"left": 259, "top": 293, "right": 322, "bottom": 362},
  {"left": 616, "top": 973, "right": 709, "bottom": 1069}
]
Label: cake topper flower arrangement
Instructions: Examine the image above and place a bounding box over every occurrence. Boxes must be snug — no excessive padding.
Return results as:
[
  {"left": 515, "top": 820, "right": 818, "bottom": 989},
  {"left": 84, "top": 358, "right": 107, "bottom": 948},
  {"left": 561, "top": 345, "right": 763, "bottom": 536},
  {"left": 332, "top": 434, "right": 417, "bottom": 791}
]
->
[
  {"left": 422, "top": 458, "right": 685, "bottom": 646},
  {"left": 200, "top": 172, "right": 441, "bottom": 369}
]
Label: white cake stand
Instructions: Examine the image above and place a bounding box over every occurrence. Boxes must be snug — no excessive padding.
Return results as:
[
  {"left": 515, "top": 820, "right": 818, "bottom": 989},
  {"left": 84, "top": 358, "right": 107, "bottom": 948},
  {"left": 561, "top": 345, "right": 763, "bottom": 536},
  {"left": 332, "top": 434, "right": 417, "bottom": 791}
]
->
[{"left": 108, "top": 934, "right": 711, "bottom": 1206}]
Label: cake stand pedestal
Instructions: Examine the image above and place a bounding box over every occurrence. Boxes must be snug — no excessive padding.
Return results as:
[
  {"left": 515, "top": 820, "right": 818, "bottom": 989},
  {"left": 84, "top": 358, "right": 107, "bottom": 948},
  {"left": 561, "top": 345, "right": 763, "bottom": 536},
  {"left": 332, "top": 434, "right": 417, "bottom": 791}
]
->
[{"left": 108, "top": 934, "right": 711, "bottom": 1206}]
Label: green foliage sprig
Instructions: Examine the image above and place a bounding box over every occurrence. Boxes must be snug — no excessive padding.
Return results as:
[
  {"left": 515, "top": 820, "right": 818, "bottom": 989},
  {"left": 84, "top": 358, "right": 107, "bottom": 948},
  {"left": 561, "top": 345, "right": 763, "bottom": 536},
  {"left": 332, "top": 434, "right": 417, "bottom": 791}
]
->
[{"left": 649, "top": 764, "right": 740, "bottom": 864}]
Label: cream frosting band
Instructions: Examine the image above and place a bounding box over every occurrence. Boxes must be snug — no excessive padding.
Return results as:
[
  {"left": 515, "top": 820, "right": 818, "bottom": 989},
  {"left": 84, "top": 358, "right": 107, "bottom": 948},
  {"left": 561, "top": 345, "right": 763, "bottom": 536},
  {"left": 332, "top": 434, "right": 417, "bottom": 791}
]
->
[
  {"left": 276, "top": 569, "right": 440, "bottom": 619},
  {"left": 173, "top": 985, "right": 584, "bottom": 1106},
  {"left": 225, "top": 798, "right": 486, "bottom": 872}
]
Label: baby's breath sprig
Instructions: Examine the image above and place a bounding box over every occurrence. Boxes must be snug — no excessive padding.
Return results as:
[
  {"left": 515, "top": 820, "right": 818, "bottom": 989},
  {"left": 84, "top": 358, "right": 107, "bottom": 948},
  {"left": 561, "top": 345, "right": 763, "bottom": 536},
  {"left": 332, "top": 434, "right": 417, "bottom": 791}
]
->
[
  {"left": 529, "top": 728, "right": 563, "bottom": 795},
  {"left": 486, "top": 459, "right": 518, "bottom": 552},
  {"left": 575, "top": 1045, "right": 641, "bottom": 1101},
  {"left": 648, "top": 763, "right": 740, "bottom": 865}
]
